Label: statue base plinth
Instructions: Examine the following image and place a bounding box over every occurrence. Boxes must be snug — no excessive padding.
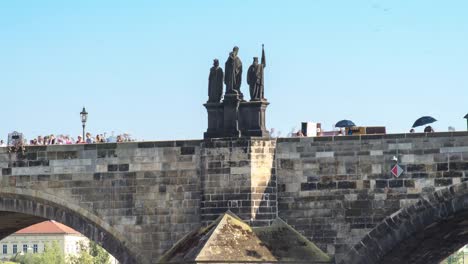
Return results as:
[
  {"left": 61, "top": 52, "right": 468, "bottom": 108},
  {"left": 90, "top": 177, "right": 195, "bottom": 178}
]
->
[
  {"left": 203, "top": 102, "right": 224, "bottom": 139},
  {"left": 222, "top": 94, "right": 241, "bottom": 138},
  {"left": 239, "top": 100, "right": 270, "bottom": 138}
]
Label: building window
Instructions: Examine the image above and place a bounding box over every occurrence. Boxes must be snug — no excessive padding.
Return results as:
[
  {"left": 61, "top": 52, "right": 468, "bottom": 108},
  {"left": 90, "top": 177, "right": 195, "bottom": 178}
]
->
[
  {"left": 2, "top": 245, "right": 7, "bottom": 254},
  {"left": 13, "top": 245, "right": 17, "bottom": 254},
  {"left": 33, "top": 244, "right": 38, "bottom": 253},
  {"left": 23, "top": 244, "right": 27, "bottom": 253}
]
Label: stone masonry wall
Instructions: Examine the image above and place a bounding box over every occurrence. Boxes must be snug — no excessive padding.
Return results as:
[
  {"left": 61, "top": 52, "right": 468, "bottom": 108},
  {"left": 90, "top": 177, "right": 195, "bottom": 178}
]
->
[
  {"left": 0, "top": 140, "right": 203, "bottom": 264},
  {"left": 201, "top": 138, "right": 277, "bottom": 227},
  {"left": 276, "top": 131, "right": 468, "bottom": 262},
  {"left": 1, "top": 132, "right": 468, "bottom": 263}
]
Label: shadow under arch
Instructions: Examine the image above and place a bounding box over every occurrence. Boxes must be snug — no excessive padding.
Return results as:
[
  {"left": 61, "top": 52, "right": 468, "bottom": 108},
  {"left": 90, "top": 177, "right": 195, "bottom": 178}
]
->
[
  {"left": 0, "top": 187, "right": 143, "bottom": 264},
  {"left": 341, "top": 181, "right": 468, "bottom": 264}
]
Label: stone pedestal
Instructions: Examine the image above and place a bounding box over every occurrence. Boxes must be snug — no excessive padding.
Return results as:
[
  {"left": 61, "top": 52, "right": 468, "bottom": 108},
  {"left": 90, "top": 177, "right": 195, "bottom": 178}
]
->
[
  {"left": 203, "top": 103, "right": 224, "bottom": 139},
  {"left": 222, "top": 94, "right": 241, "bottom": 137},
  {"left": 201, "top": 138, "right": 277, "bottom": 227},
  {"left": 239, "top": 100, "right": 270, "bottom": 137},
  {"left": 204, "top": 95, "right": 270, "bottom": 139}
]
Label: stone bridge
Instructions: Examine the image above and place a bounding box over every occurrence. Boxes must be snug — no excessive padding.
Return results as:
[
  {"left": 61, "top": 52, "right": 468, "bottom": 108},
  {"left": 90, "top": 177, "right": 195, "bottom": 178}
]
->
[{"left": 0, "top": 132, "right": 467, "bottom": 263}]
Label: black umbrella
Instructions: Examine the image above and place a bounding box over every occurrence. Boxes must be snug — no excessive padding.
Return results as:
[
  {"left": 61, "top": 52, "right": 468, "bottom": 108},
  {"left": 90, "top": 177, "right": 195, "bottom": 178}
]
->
[
  {"left": 335, "top": 120, "right": 356, "bottom": 128},
  {"left": 464, "top": 113, "right": 468, "bottom": 119},
  {"left": 412, "top": 116, "right": 437, "bottom": 128}
]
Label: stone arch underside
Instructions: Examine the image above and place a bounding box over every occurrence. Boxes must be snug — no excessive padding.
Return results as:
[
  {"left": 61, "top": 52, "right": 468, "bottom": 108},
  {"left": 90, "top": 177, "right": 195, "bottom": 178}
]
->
[
  {"left": 341, "top": 182, "right": 468, "bottom": 264},
  {"left": 0, "top": 188, "right": 143, "bottom": 264}
]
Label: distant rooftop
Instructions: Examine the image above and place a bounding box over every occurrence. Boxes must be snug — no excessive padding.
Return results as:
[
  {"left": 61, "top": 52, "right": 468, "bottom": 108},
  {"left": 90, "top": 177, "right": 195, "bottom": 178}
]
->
[{"left": 14, "top": 220, "right": 80, "bottom": 235}]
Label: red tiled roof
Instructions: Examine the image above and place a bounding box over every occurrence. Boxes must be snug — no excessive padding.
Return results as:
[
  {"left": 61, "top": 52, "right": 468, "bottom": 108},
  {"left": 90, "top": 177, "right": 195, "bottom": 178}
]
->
[{"left": 15, "top": 221, "right": 81, "bottom": 235}]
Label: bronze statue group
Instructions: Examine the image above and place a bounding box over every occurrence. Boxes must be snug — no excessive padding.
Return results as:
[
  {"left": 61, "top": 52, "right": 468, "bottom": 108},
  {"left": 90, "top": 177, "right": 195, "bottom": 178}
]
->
[{"left": 208, "top": 45, "right": 266, "bottom": 103}]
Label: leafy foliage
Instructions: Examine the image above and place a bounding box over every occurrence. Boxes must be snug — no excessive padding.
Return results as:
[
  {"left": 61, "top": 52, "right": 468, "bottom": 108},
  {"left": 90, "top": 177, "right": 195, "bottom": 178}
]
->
[
  {"left": 8, "top": 240, "right": 110, "bottom": 264},
  {"left": 442, "top": 250, "right": 465, "bottom": 264},
  {"left": 10, "top": 241, "right": 65, "bottom": 264},
  {"left": 67, "top": 241, "right": 110, "bottom": 264}
]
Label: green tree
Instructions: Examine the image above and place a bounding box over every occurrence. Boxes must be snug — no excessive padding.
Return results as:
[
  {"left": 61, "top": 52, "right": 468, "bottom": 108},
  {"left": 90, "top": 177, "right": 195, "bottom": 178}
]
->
[
  {"left": 68, "top": 241, "right": 110, "bottom": 264},
  {"left": 88, "top": 241, "right": 110, "bottom": 264},
  {"left": 10, "top": 241, "right": 65, "bottom": 264},
  {"left": 67, "top": 241, "right": 92, "bottom": 264},
  {"left": 39, "top": 242, "right": 65, "bottom": 264},
  {"left": 9, "top": 240, "right": 110, "bottom": 264},
  {"left": 443, "top": 250, "right": 464, "bottom": 264}
]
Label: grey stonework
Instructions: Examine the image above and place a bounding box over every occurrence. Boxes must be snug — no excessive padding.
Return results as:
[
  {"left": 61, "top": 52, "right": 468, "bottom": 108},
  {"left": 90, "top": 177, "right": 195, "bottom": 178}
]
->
[
  {"left": 340, "top": 181, "right": 468, "bottom": 264},
  {"left": 201, "top": 138, "right": 277, "bottom": 227},
  {"left": 0, "top": 132, "right": 467, "bottom": 263},
  {"left": 276, "top": 131, "right": 468, "bottom": 263},
  {"left": 0, "top": 141, "right": 203, "bottom": 264}
]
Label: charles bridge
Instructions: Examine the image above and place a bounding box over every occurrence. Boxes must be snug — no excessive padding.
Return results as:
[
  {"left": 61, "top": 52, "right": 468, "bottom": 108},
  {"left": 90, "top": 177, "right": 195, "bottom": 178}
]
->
[
  {"left": 2, "top": 46, "right": 468, "bottom": 263},
  {"left": 0, "top": 132, "right": 468, "bottom": 263}
]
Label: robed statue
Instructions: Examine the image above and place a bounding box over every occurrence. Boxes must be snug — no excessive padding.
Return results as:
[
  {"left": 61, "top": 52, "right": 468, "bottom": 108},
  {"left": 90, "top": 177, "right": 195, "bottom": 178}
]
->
[
  {"left": 224, "top": 46, "right": 243, "bottom": 98},
  {"left": 247, "top": 45, "right": 266, "bottom": 101},
  {"left": 208, "top": 59, "right": 224, "bottom": 103}
]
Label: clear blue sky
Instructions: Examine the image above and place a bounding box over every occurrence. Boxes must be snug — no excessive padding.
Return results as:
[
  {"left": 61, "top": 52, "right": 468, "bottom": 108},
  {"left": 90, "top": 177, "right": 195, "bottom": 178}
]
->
[{"left": 1, "top": 0, "right": 467, "bottom": 140}]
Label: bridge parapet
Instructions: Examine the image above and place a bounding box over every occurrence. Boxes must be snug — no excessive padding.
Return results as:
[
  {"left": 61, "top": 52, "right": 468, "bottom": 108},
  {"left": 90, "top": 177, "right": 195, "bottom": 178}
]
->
[
  {"left": 275, "top": 131, "right": 468, "bottom": 262},
  {"left": 1, "top": 132, "right": 468, "bottom": 263},
  {"left": 0, "top": 140, "right": 203, "bottom": 264}
]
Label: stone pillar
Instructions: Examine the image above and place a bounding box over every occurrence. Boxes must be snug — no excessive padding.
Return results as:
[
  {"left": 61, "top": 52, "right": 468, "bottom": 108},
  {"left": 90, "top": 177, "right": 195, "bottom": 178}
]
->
[
  {"left": 222, "top": 94, "right": 241, "bottom": 138},
  {"left": 201, "top": 138, "right": 277, "bottom": 227},
  {"left": 239, "top": 100, "right": 270, "bottom": 138},
  {"left": 248, "top": 139, "right": 277, "bottom": 227},
  {"left": 203, "top": 102, "right": 224, "bottom": 139}
]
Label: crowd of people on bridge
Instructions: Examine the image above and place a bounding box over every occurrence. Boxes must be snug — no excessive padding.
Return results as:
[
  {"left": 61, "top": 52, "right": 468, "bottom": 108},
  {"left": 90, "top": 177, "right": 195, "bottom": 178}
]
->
[
  {"left": 0, "top": 132, "right": 135, "bottom": 147},
  {"left": 289, "top": 125, "right": 437, "bottom": 138}
]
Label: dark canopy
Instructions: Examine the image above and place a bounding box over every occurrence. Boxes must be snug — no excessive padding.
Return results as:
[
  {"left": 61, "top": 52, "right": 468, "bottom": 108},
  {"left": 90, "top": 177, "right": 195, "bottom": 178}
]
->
[
  {"left": 412, "top": 116, "right": 437, "bottom": 128},
  {"left": 335, "top": 120, "right": 356, "bottom": 128}
]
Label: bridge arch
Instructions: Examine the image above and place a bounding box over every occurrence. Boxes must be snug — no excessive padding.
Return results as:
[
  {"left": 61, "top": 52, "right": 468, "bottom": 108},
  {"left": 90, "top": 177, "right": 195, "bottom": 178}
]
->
[
  {"left": 341, "top": 181, "right": 468, "bottom": 264},
  {"left": 0, "top": 187, "right": 143, "bottom": 264}
]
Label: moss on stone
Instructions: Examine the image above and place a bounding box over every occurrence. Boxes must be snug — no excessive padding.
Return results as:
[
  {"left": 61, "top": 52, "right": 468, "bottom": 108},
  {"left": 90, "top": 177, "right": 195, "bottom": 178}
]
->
[{"left": 254, "top": 218, "right": 332, "bottom": 263}]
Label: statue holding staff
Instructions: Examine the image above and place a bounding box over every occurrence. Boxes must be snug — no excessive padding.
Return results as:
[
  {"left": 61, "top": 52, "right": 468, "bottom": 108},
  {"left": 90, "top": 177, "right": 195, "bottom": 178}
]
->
[{"left": 247, "top": 44, "right": 266, "bottom": 101}]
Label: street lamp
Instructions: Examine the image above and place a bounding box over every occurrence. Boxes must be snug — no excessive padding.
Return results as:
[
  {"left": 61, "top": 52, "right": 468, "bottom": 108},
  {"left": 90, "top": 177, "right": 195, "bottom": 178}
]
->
[
  {"left": 464, "top": 113, "right": 468, "bottom": 131},
  {"left": 80, "top": 107, "right": 88, "bottom": 141}
]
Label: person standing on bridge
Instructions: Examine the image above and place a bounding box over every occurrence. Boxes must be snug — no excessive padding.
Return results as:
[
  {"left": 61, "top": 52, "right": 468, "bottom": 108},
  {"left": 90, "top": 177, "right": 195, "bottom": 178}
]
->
[
  {"left": 424, "top": 126, "right": 434, "bottom": 133},
  {"left": 76, "top": 135, "right": 84, "bottom": 144},
  {"left": 85, "top": 132, "right": 94, "bottom": 144}
]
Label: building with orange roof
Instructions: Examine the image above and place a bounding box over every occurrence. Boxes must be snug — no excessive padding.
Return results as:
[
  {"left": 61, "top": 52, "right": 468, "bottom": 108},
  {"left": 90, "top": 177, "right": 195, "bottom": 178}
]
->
[{"left": 0, "top": 220, "right": 87, "bottom": 260}]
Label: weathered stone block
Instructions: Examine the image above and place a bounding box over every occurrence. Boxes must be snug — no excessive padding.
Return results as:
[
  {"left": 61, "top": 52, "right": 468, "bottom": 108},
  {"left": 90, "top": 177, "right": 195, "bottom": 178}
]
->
[{"left": 316, "top": 151, "right": 334, "bottom": 158}]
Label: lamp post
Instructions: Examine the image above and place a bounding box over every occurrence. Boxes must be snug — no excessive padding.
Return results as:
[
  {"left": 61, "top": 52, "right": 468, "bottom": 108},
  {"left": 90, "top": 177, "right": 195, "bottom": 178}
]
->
[
  {"left": 465, "top": 114, "right": 468, "bottom": 131},
  {"left": 80, "top": 107, "right": 88, "bottom": 142}
]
